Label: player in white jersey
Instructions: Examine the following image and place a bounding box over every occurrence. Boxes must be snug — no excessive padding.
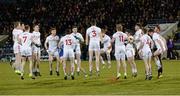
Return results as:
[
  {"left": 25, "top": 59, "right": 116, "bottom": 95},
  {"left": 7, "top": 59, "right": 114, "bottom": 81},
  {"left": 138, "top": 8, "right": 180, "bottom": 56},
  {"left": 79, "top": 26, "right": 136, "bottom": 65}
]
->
[
  {"left": 134, "top": 24, "right": 143, "bottom": 53},
  {"left": 148, "top": 28, "right": 165, "bottom": 79},
  {"left": 125, "top": 33, "right": 137, "bottom": 77},
  {"left": 153, "top": 25, "right": 166, "bottom": 78},
  {"left": 44, "top": 28, "right": 60, "bottom": 76},
  {"left": 18, "top": 25, "right": 35, "bottom": 80},
  {"left": 154, "top": 25, "right": 167, "bottom": 52},
  {"left": 138, "top": 29, "right": 154, "bottom": 80},
  {"left": 11, "top": 22, "right": 23, "bottom": 75},
  {"left": 86, "top": 20, "right": 102, "bottom": 76},
  {"left": 59, "top": 29, "right": 77, "bottom": 80},
  {"left": 32, "top": 25, "right": 41, "bottom": 76},
  {"left": 71, "top": 26, "right": 87, "bottom": 77},
  {"left": 100, "top": 28, "right": 112, "bottom": 69},
  {"left": 112, "top": 24, "right": 128, "bottom": 79}
]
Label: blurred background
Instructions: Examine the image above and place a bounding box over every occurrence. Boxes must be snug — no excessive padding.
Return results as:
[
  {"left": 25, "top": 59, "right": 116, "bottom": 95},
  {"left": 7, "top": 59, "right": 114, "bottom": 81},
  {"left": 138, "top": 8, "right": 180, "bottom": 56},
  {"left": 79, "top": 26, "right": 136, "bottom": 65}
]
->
[{"left": 0, "top": 0, "right": 179, "bottom": 61}]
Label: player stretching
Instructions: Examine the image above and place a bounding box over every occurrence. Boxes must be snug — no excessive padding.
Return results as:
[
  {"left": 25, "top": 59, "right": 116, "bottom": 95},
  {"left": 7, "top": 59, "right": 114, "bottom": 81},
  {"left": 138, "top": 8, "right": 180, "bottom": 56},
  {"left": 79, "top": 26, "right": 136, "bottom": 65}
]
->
[
  {"left": 100, "top": 28, "right": 112, "bottom": 69},
  {"left": 71, "top": 26, "right": 87, "bottom": 77},
  {"left": 18, "top": 25, "right": 35, "bottom": 79},
  {"left": 154, "top": 25, "right": 167, "bottom": 78},
  {"left": 12, "top": 22, "right": 23, "bottom": 74},
  {"left": 86, "top": 20, "right": 102, "bottom": 77},
  {"left": 138, "top": 29, "right": 154, "bottom": 80},
  {"left": 32, "top": 24, "right": 41, "bottom": 76},
  {"left": 126, "top": 34, "right": 137, "bottom": 77},
  {"left": 112, "top": 24, "right": 128, "bottom": 79},
  {"left": 59, "top": 29, "right": 77, "bottom": 80},
  {"left": 44, "top": 28, "right": 60, "bottom": 76},
  {"left": 148, "top": 28, "right": 165, "bottom": 79}
]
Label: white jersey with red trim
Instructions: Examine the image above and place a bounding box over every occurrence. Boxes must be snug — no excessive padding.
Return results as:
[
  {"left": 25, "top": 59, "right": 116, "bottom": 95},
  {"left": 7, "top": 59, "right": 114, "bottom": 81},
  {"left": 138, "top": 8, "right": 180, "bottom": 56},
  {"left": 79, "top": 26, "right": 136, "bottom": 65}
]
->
[{"left": 86, "top": 26, "right": 101, "bottom": 44}]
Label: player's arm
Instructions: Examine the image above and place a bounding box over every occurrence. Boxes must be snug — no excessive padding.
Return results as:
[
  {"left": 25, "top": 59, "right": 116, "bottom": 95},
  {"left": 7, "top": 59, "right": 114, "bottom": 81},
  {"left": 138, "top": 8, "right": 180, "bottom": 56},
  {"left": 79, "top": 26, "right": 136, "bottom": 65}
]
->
[
  {"left": 85, "top": 32, "right": 89, "bottom": 45},
  {"left": 44, "top": 37, "right": 48, "bottom": 50},
  {"left": 17, "top": 35, "right": 22, "bottom": 45},
  {"left": 79, "top": 34, "right": 84, "bottom": 43},
  {"left": 138, "top": 40, "right": 144, "bottom": 51}
]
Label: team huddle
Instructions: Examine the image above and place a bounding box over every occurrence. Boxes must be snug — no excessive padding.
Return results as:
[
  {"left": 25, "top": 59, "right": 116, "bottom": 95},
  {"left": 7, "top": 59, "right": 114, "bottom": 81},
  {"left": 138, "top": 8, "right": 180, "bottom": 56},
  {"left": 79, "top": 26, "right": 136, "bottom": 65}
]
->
[{"left": 11, "top": 21, "right": 167, "bottom": 80}]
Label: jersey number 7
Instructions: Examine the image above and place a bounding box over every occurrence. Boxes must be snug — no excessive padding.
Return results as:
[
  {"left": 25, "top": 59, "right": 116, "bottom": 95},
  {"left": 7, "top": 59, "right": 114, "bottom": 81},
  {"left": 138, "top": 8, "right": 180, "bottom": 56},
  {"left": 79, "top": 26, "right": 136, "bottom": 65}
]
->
[{"left": 23, "top": 36, "right": 27, "bottom": 43}]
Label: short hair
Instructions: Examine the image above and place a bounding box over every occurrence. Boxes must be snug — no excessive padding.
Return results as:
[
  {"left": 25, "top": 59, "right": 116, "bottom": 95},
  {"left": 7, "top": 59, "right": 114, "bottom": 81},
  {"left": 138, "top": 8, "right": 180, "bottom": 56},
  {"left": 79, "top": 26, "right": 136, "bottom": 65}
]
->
[
  {"left": 14, "top": 21, "right": 21, "bottom": 28},
  {"left": 90, "top": 19, "right": 96, "bottom": 25},
  {"left": 24, "top": 25, "right": 30, "bottom": 31},
  {"left": 116, "top": 24, "right": 123, "bottom": 31},
  {"left": 148, "top": 29, "right": 154, "bottom": 33},
  {"left": 101, "top": 28, "right": 106, "bottom": 33},
  {"left": 50, "top": 27, "right": 56, "bottom": 32},
  {"left": 33, "top": 24, "right": 39, "bottom": 28},
  {"left": 155, "top": 25, "right": 161, "bottom": 31},
  {"left": 66, "top": 28, "right": 72, "bottom": 34},
  {"left": 72, "top": 25, "right": 77, "bottom": 28},
  {"left": 142, "top": 28, "right": 147, "bottom": 34}
]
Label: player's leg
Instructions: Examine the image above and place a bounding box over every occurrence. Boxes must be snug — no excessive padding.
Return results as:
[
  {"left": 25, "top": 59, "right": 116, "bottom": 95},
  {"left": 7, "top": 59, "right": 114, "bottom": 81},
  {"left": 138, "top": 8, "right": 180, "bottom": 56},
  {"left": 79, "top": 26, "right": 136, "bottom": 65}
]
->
[
  {"left": 131, "top": 56, "right": 137, "bottom": 77},
  {"left": 55, "top": 54, "right": 60, "bottom": 76},
  {"left": 143, "top": 57, "right": 149, "bottom": 80},
  {"left": 100, "top": 49, "right": 106, "bottom": 68},
  {"left": 13, "top": 45, "right": 21, "bottom": 73},
  {"left": 115, "top": 54, "right": 121, "bottom": 79},
  {"left": 70, "top": 56, "right": 75, "bottom": 80},
  {"left": 48, "top": 54, "right": 53, "bottom": 75},
  {"left": 106, "top": 51, "right": 111, "bottom": 68},
  {"left": 158, "top": 54, "right": 163, "bottom": 78},
  {"left": 32, "top": 52, "right": 37, "bottom": 76},
  {"left": 95, "top": 49, "right": 100, "bottom": 76},
  {"left": 28, "top": 56, "right": 35, "bottom": 79},
  {"left": 88, "top": 50, "right": 93, "bottom": 76},
  {"left": 20, "top": 56, "right": 26, "bottom": 79},
  {"left": 148, "top": 53, "right": 152, "bottom": 80},
  {"left": 121, "top": 51, "right": 127, "bottom": 79},
  {"left": 62, "top": 57, "right": 67, "bottom": 80},
  {"left": 36, "top": 50, "right": 41, "bottom": 76}
]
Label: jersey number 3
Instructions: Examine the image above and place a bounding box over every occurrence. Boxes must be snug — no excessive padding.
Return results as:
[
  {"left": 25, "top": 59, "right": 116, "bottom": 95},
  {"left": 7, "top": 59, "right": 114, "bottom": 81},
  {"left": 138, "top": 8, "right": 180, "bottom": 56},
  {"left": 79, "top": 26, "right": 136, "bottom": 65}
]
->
[{"left": 65, "top": 39, "right": 72, "bottom": 45}]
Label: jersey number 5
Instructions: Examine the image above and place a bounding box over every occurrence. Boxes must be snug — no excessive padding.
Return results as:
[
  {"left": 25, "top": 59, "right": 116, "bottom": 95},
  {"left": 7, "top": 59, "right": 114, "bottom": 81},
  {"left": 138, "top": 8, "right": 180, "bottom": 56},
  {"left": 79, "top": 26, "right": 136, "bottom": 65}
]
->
[{"left": 65, "top": 39, "right": 72, "bottom": 45}]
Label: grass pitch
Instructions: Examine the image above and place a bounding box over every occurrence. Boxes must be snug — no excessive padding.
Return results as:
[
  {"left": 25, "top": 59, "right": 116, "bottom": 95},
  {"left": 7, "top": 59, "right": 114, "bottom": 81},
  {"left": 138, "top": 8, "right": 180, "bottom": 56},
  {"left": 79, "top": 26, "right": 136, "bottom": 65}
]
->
[{"left": 0, "top": 60, "right": 180, "bottom": 95}]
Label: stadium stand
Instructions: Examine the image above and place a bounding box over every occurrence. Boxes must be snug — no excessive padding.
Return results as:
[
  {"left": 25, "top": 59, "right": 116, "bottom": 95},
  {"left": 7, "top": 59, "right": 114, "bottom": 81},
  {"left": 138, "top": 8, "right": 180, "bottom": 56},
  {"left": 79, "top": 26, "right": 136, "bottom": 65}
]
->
[{"left": 0, "top": 0, "right": 179, "bottom": 60}]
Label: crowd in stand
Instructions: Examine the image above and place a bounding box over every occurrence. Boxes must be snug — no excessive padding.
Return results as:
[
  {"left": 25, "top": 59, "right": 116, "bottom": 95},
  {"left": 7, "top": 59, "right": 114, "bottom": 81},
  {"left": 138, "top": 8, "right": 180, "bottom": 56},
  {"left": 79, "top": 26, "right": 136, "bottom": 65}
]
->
[{"left": 0, "top": 0, "right": 179, "bottom": 60}]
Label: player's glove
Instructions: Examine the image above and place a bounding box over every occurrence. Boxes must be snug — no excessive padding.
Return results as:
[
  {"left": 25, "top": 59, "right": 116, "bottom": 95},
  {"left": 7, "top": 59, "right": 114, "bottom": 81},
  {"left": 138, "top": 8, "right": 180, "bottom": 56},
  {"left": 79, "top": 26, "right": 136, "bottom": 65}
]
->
[
  {"left": 35, "top": 43, "right": 41, "bottom": 47},
  {"left": 74, "top": 36, "right": 81, "bottom": 42}
]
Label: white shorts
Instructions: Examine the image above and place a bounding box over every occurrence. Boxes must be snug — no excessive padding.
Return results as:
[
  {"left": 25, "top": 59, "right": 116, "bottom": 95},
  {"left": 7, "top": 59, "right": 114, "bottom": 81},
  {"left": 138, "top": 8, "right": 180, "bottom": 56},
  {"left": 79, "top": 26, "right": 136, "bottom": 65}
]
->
[
  {"left": 20, "top": 47, "right": 32, "bottom": 57},
  {"left": 32, "top": 45, "right": 41, "bottom": 54},
  {"left": 63, "top": 49, "right": 74, "bottom": 59},
  {"left": 13, "top": 43, "right": 21, "bottom": 54},
  {"left": 101, "top": 47, "right": 112, "bottom": 54},
  {"left": 142, "top": 49, "right": 152, "bottom": 59},
  {"left": 48, "top": 49, "right": 59, "bottom": 57},
  {"left": 89, "top": 42, "right": 100, "bottom": 51},
  {"left": 115, "top": 46, "right": 126, "bottom": 60},
  {"left": 74, "top": 45, "right": 81, "bottom": 54},
  {"left": 126, "top": 50, "right": 134, "bottom": 58}
]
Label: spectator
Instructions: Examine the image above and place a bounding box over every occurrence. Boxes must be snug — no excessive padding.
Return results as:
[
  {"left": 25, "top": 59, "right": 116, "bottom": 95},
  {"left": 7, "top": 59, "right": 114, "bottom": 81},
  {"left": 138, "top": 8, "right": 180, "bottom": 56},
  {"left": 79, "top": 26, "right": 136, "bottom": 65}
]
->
[{"left": 167, "top": 37, "right": 175, "bottom": 59}]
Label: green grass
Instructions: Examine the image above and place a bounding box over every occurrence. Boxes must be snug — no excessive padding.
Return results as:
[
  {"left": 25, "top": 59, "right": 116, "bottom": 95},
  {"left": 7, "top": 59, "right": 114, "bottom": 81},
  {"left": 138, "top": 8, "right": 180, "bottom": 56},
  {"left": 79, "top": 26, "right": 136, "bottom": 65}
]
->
[{"left": 0, "top": 60, "right": 180, "bottom": 95}]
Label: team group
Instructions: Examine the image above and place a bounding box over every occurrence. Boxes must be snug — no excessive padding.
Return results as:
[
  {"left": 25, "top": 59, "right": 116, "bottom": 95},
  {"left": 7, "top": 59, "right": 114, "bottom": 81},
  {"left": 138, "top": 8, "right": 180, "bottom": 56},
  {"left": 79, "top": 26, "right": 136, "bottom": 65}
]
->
[{"left": 11, "top": 21, "right": 167, "bottom": 80}]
